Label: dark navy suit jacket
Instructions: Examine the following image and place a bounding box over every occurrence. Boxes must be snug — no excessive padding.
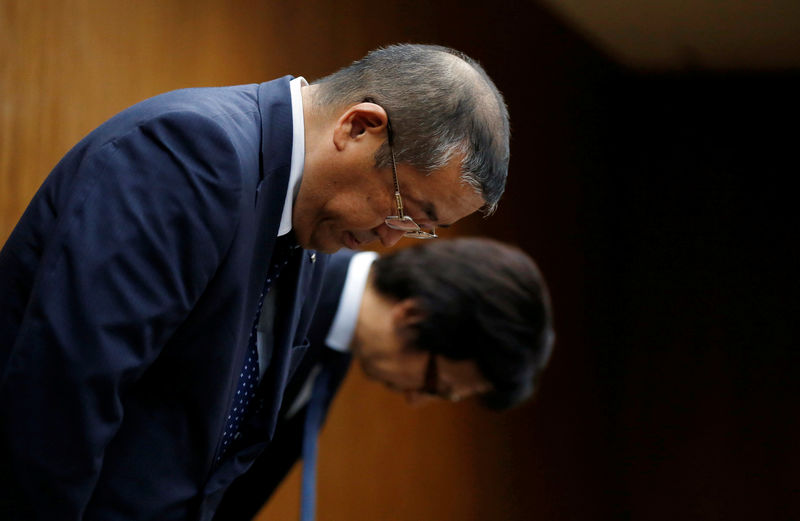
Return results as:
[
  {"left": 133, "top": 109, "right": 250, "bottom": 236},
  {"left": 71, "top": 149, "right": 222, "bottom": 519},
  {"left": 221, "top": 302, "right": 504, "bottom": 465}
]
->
[
  {"left": 0, "top": 77, "right": 329, "bottom": 520},
  {"left": 213, "top": 250, "right": 356, "bottom": 521}
]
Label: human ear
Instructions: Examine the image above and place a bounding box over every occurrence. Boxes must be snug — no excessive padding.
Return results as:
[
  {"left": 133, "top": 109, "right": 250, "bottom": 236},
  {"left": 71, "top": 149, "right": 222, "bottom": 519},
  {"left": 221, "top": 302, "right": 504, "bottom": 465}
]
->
[
  {"left": 332, "top": 102, "right": 388, "bottom": 149},
  {"left": 391, "top": 298, "right": 426, "bottom": 328}
]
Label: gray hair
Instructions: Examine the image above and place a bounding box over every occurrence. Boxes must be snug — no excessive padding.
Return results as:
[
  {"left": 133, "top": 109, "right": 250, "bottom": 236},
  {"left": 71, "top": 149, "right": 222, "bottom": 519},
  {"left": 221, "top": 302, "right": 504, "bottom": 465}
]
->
[{"left": 311, "top": 44, "right": 510, "bottom": 214}]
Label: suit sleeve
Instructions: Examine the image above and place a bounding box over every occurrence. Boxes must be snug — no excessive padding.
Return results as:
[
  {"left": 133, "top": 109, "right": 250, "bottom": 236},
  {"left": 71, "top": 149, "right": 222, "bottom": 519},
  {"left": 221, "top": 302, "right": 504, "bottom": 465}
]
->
[{"left": 0, "top": 112, "right": 242, "bottom": 519}]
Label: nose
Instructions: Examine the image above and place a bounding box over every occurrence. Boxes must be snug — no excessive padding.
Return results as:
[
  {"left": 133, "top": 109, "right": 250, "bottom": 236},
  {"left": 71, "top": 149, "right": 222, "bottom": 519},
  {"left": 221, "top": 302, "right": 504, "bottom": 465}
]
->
[{"left": 376, "top": 224, "right": 405, "bottom": 247}]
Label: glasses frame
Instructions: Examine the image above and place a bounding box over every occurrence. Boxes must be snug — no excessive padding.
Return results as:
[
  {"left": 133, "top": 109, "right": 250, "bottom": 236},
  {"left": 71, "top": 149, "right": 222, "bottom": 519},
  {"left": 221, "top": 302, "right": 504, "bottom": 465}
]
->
[
  {"left": 421, "top": 351, "right": 439, "bottom": 396},
  {"left": 382, "top": 113, "right": 437, "bottom": 240},
  {"left": 419, "top": 351, "right": 464, "bottom": 402}
]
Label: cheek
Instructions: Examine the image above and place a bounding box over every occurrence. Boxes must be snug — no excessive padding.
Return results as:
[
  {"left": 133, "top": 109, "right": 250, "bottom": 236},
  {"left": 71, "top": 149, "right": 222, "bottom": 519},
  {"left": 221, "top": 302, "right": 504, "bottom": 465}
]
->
[
  {"left": 345, "top": 180, "right": 391, "bottom": 219},
  {"left": 350, "top": 194, "right": 384, "bottom": 219},
  {"left": 309, "top": 219, "right": 333, "bottom": 248},
  {"left": 322, "top": 196, "right": 360, "bottom": 227},
  {"left": 309, "top": 201, "right": 349, "bottom": 240},
  {"left": 372, "top": 357, "right": 426, "bottom": 389}
]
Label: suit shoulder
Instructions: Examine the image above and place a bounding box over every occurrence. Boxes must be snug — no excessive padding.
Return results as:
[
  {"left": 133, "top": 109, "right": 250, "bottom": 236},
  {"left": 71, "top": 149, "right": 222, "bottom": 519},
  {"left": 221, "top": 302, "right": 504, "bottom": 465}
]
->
[{"left": 130, "top": 84, "right": 262, "bottom": 122}]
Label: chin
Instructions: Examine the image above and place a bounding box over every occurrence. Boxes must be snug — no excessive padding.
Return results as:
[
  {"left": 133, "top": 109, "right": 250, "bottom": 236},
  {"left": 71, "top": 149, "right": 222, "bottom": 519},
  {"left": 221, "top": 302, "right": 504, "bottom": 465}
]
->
[
  {"left": 303, "top": 223, "right": 345, "bottom": 253},
  {"left": 359, "top": 359, "right": 381, "bottom": 382},
  {"left": 314, "top": 241, "right": 343, "bottom": 254},
  {"left": 301, "top": 232, "right": 331, "bottom": 253}
]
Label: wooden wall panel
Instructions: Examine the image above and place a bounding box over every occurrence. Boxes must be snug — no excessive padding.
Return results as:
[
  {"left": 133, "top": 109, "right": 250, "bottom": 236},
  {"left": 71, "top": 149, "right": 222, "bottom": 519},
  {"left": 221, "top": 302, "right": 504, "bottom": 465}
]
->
[{"left": 1, "top": 0, "right": 278, "bottom": 243}]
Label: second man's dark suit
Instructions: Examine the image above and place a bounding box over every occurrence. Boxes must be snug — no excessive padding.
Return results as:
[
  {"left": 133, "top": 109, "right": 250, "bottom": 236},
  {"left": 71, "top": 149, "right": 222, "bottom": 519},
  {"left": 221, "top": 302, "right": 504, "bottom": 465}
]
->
[{"left": 213, "top": 250, "right": 357, "bottom": 520}]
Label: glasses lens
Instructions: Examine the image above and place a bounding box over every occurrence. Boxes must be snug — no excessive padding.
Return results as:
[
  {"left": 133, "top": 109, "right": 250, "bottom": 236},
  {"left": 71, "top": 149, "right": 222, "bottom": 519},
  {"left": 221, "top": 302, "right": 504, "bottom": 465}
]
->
[
  {"left": 385, "top": 216, "right": 420, "bottom": 232},
  {"left": 404, "top": 230, "right": 437, "bottom": 239},
  {"left": 423, "top": 353, "right": 438, "bottom": 395}
]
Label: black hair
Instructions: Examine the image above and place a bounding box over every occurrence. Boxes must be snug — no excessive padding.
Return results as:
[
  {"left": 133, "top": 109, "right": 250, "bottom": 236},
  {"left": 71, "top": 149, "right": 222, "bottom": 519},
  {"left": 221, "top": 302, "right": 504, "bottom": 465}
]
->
[{"left": 372, "top": 238, "right": 554, "bottom": 409}]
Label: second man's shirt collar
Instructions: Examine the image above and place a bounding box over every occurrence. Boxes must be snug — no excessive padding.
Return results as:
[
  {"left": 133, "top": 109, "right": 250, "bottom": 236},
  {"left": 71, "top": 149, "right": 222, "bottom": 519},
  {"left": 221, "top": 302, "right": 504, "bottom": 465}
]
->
[{"left": 325, "top": 251, "right": 379, "bottom": 352}]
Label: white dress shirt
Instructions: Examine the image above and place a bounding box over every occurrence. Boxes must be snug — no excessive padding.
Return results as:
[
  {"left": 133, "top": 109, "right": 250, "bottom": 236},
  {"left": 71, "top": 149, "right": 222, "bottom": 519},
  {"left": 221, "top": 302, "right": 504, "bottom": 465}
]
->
[{"left": 257, "top": 76, "right": 308, "bottom": 377}]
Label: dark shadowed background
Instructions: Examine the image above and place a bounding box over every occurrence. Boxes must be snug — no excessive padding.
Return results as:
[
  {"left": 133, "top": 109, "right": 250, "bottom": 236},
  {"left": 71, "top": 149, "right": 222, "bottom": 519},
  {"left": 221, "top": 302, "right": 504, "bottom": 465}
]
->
[{"left": 2, "top": 2, "right": 797, "bottom": 520}]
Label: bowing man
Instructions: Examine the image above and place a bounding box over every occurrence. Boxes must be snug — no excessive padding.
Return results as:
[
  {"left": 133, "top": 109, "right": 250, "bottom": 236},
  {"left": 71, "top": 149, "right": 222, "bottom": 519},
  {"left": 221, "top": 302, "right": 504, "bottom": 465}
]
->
[
  {"left": 0, "top": 45, "right": 510, "bottom": 520},
  {"left": 214, "top": 237, "right": 555, "bottom": 520}
]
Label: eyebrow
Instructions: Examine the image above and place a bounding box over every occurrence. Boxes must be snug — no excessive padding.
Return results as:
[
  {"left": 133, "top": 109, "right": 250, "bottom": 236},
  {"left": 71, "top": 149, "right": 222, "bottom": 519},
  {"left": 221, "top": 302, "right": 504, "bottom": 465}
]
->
[
  {"left": 422, "top": 204, "right": 453, "bottom": 229},
  {"left": 421, "top": 202, "right": 438, "bottom": 223},
  {"left": 410, "top": 197, "right": 452, "bottom": 228}
]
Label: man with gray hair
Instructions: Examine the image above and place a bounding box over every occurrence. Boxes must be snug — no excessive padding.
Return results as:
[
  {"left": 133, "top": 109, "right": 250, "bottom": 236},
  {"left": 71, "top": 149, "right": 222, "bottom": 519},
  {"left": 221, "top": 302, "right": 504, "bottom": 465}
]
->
[
  {"left": 0, "top": 44, "right": 510, "bottom": 519},
  {"left": 294, "top": 43, "right": 509, "bottom": 250},
  {"left": 309, "top": 44, "right": 509, "bottom": 218}
]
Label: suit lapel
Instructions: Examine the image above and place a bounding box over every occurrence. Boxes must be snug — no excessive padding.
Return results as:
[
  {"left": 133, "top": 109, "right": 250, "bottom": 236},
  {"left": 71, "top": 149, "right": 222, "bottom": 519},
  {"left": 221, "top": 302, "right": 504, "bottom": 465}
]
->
[{"left": 246, "top": 76, "right": 295, "bottom": 304}]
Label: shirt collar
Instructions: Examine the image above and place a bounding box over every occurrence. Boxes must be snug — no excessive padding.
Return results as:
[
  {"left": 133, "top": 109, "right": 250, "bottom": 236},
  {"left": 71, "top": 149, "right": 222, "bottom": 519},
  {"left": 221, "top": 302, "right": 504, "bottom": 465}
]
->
[
  {"left": 278, "top": 76, "right": 308, "bottom": 236},
  {"left": 325, "top": 251, "right": 379, "bottom": 352}
]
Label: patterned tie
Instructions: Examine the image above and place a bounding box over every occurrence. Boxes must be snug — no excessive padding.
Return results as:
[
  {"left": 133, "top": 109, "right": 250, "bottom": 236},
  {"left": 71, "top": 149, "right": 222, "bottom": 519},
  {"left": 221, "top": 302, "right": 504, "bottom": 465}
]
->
[
  {"left": 218, "top": 234, "right": 298, "bottom": 461},
  {"left": 300, "top": 365, "right": 331, "bottom": 521}
]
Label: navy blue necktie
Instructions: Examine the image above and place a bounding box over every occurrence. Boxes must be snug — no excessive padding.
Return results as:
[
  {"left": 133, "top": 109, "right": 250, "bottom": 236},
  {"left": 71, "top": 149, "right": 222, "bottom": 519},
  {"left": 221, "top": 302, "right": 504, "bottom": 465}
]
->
[
  {"left": 218, "top": 235, "right": 297, "bottom": 460},
  {"left": 300, "top": 365, "right": 331, "bottom": 521}
]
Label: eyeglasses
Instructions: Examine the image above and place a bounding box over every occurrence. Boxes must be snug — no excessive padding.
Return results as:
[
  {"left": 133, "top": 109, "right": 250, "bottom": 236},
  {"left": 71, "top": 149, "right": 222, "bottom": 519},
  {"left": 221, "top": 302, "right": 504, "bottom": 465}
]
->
[
  {"left": 418, "top": 352, "right": 460, "bottom": 402},
  {"left": 421, "top": 351, "right": 439, "bottom": 396},
  {"left": 383, "top": 122, "right": 437, "bottom": 239}
]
